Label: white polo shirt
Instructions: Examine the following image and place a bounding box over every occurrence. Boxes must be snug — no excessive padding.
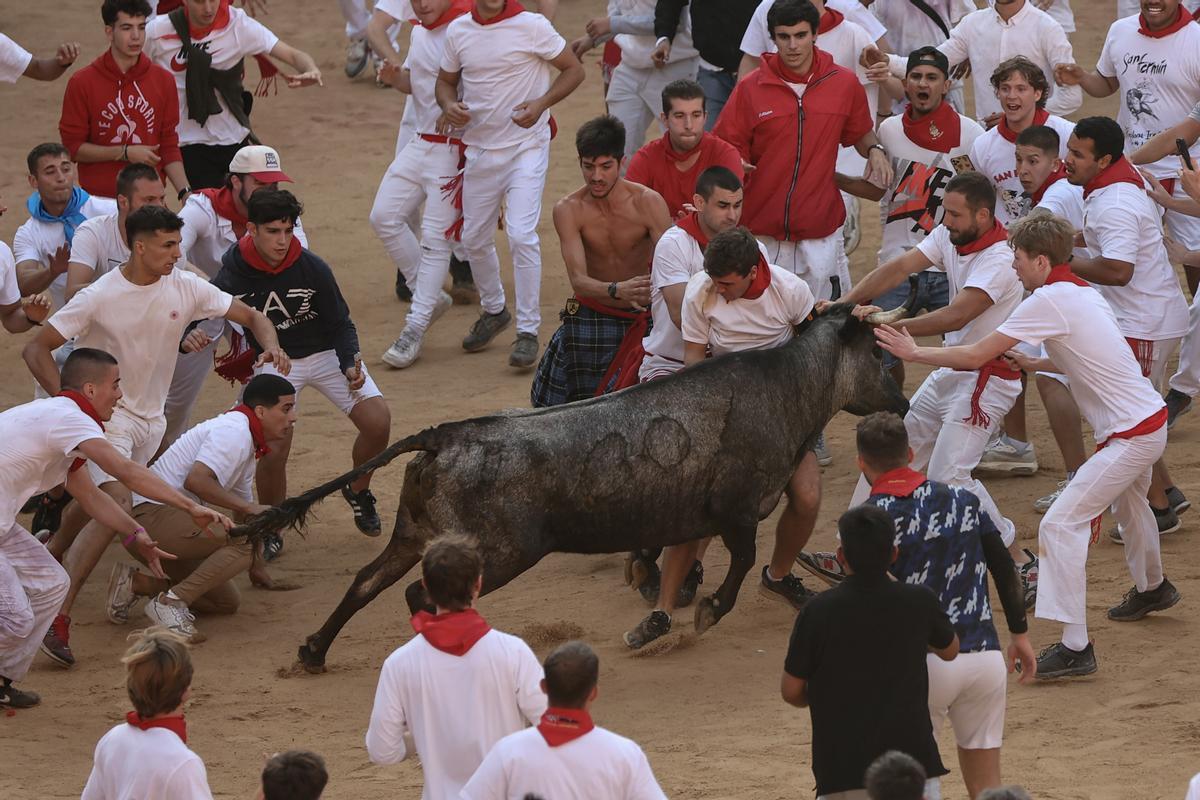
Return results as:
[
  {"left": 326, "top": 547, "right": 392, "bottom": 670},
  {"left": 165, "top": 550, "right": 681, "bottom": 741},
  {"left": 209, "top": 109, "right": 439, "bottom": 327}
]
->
[
  {"left": 49, "top": 267, "right": 234, "bottom": 421},
  {"left": 441, "top": 11, "right": 565, "bottom": 149},
  {"left": 12, "top": 194, "right": 118, "bottom": 309},
  {"left": 69, "top": 213, "right": 129, "bottom": 281},
  {"left": 461, "top": 724, "right": 668, "bottom": 800},
  {"left": 133, "top": 410, "right": 256, "bottom": 506},
  {"left": 81, "top": 724, "right": 212, "bottom": 800},
  {"left": 915, "top": 224, "right": 1023, "bottom": 347},
  {"left": 998, "top": 281, "right": 1164, "bottom": 442},
  {"left": 145, "top": 7, "right": 279, "bottom": 146},
  {"left": 0, "top": 242, "right": 20, "bottom": 306},
  {"left": 681, "top": 263, "right": 815, "bottom": 356},
  {"left": 178, "top": 192, "right": 307, "bottom": 278},
  {"left": 0, "top": 32, "right": 32, "bottom": 83},
  {"left": 967, "top": 113, "right": 1075, "bottom": 225},
  {"left": 1082, "top": 180, "right": 1189, "bottom": 341}
]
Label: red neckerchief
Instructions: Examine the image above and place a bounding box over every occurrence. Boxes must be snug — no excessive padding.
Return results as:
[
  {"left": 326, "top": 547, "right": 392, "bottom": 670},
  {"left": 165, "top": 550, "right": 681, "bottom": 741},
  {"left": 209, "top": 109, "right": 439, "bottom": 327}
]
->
[
  {"left": 676, "top": 212, "right": 710, "bottom": 250},
  {"left": 183, "top": 0, "right": 231, "bottom": 38},
  {"left": 238, "top": 234, "right": 302, "bottom": 275},
  {"left": 411, "top": 608, "right": 492, "bottom": 656},
  {"left": 1029, "top": 164, "right": 1067, "bottom": 205},
  {"left": 997, "top": 107, "right": 1049, "bottom": 144},
  {"left": 954, "top": 219, "right": 1007, "bottom": 256},
  {"left": 228, "top": 404, "right": 270, "bottom": 459},
  {"left": 1139, "top": 4, "right": 1192, "bottom": 37},
  {"left": 1044, "top": 262, "right": 1088, "bottom": 287},
  {"left": 428, "top": 0, "right": 472, "bottom": 29},
  {"left": 60, "top": 390, "right": 106, "bottom": 473},
  {"left": 818, "top": 7, "right": 844, "bottom": 33},
  {"left": 741, "top": 255, "right": 772, "bottom": 300},
  {"left": 537, "top": 707, "right": 595, "bottom": 747},
  {"left": 196, "top": 187, "right": 248, "bottom": 239},
  {"left": 662, "top": 132, "right": 699, "bottom": 163},
  {"left": 869, "top": 466, "right": 927, "bottom": 497},
  {"left": 765, "top": 50, "right": 821, "bottom": 84},
  {"left": 1082, "top": 155, "right": 1144, "bottom": 200},
  {"left": 900, "top": 101, "right": 961, "bottom": 154},
  {"left": 126, "top": 711, "right": 188, "bottom": 744},
  {"left": 471, "top": 0, "right": 524, "bottom": 25}
]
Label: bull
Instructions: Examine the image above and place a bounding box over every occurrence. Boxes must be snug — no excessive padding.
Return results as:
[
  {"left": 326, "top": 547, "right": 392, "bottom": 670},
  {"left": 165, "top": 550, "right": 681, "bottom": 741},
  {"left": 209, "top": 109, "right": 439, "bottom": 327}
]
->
[{"left": 236, "top": 294, "right": 915, "bottom": 673}]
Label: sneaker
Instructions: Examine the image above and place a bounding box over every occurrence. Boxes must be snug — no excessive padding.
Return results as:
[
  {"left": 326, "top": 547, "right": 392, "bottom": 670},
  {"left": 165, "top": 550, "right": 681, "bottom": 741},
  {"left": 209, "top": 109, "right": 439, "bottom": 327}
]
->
[
  {"left": 39, "top": 614, "right": 74, "bottom": 667},
  {"left": 1109, "top": 505, "right": 1181, "bottom": 542},
  {"left": 382, "top": 327, "right": 424, "bottom": 369},
  {"left": 344, "top": 37, "right": 369, "bottom": 78},
  {"left": 759, "top": 566, "right": 815, "bottom": 611},
  {"left": 1107, "top": 578, "right": 1180, "bottom": 622},
  {"left": 975, "top": 435, "right": 1038, "bottom": 476},
  {"left": 144, "top": 593, "right": 202, "bottom": 642},
  {"left": 106, "top": 562, "right": 139, "bottom": 625},
  {"left": 814, "top": 433, "right": 833, "bottom": 467},
  {"left": 31, "top": 490, "right": 71, "bottom": 535},
  {"left": 796, "top": 551, "right": 845, "bottom": 586},
  {"left": 842, "top": 195, "right": 861, "bottom": 255},
  {"left": 1167, "top": 485, "right": 1190, "bottom": 515},
  {"left": 1017, "top": 549, "right": 1038, "bottom": 609},
  {"left": 394, "top": 270, "right": 413, "bottom": 302},
  {"left": 676, "top": 560, "right": 704, "bottom": 607},
  {"left": 0, "top": 678, "right": 40, "bottom": 709},
  {"left": 341, "top": 487, "right": 382, "bottom": 536},
  {"left": 1034, "top": 480, "right": 1068, "bottom": 514},
  {"left": 509, "top": 333, "right": 539, "bottom": 369},
  {"left": 623, "top": 610, "right": 671, "bottom": 649},
  {"left": 462, "top": 308, "right": 512, "bottom": 352},
  {"left": 1035, "top": 641, "right": 1097, "bottom": 680},
  {"left": 1165, "top": 388, "right": 1192, "bottom": 429},
  {"left": 448, "top": 256, "right": 480, "bottom": 305},
  {"left": 261, "top": 532, "right": 284, "bottom": 562},
  {"left": 431, "top": 291, "right": 453, "bottom": 324}
]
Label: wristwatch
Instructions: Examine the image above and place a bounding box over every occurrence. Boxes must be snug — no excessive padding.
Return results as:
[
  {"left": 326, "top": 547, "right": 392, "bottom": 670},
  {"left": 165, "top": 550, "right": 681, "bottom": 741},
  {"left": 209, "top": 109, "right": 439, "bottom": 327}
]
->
[
  {"left": 868, "top": 143, "right": 887, "bottom": 157},
  {"left": 607, "top": 281, "right": 619, "bottom": 299},
  {"left": 177, "top": 187, "right": 192, "bottom": 202}
]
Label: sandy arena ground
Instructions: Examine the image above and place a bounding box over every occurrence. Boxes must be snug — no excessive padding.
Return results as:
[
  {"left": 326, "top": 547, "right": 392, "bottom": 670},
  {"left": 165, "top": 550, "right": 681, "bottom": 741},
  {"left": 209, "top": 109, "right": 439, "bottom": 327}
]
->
[{"left": 3, "top": 1, "right": 1200, "bottom": 797}]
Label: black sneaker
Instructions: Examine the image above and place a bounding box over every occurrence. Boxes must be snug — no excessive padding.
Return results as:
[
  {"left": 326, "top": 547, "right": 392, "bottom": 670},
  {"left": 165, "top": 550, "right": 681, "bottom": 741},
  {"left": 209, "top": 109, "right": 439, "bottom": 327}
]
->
[
  {"left": 1115, "top": 505, "right": 1183, "bottom": 542},
  {"left": 394, "top": 270, "right": 413, "bottom": 302},
  {"left": 448, "top": 255, "right": 480, "bottom": 305},
  {"left": 20, "top": 493, "right": 43, "bottom": 515},
  {"left": 341, "top": 487, "right": 382, "bottom": 536},
  {"left": 261, "top": 532, "right": 284, "bottom": 562},
  {"left": 31, "top": 490, "right": 71, "bottom": 536},
  {"left": 1107, "top": 578, "right": 1181, "bottom": 622},
  {"left": 0, "top": 678, "right": 40, "bottom": 709},
  {"left": 462, "top": 308, "right": 512, "bottom": 352},
  {"left": 676, "top": 560, "right": 704, "bottom": 607},
  {"left": 1167, "top": 486, "right": 1190, "bottom": 515},
  {"left": 40, "top": 614, "right": 74, "bottom": 668},
  {"left": 1165, "top": 389, "right": 1192, "bottom": 429},
  {"left": 759, "top": 566, "right": 815, "bottom": 610},
  {"left": 1018, "top": 549, "right": 1039, "bottom": 609},
  {"left": 623, "top": 610, "right": 671, "bottom": 649},
  {"left": 1035, "top": 641, "right": 1097, "bottom": 680}
]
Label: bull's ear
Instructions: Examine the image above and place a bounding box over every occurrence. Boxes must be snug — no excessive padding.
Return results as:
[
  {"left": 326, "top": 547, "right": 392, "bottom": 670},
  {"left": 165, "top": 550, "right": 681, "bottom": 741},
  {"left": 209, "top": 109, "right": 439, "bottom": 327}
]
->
[{"left": 837, "top": 312, "right": 864, "bottom": 344}]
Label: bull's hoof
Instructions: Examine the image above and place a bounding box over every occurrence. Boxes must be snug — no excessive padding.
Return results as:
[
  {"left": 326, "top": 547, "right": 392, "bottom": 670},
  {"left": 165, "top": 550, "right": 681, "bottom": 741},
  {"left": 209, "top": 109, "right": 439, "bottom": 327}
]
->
[
  {"left": 297, "top": 640, "right": 327, "bottom": 674},
  {"left": 694, "top": 595, "right": 721, "bottom": 635}
]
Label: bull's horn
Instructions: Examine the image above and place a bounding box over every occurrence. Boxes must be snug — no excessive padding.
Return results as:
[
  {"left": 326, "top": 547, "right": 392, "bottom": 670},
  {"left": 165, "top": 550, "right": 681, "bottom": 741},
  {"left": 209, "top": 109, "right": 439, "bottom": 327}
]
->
[{"left": 864, "top": 274, "right": 919, "bottom": 325}]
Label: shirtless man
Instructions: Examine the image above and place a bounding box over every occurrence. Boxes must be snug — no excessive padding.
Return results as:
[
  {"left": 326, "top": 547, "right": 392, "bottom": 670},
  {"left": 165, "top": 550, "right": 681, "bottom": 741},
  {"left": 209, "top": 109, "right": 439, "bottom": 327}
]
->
[{"left": 531, "top": 116, "right": 673, "bottom": 407}]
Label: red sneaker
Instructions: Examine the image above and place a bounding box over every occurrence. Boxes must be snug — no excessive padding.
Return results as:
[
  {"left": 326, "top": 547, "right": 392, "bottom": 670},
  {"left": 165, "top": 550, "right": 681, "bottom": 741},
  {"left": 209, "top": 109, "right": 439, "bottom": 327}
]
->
[{"left": 40, "top": 614, "right": 75, "bottom": 667}]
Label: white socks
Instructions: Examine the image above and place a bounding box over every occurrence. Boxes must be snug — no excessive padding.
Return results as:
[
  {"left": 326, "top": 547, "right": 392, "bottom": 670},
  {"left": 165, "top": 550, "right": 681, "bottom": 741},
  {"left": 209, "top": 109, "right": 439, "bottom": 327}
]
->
[{"left": 1061, "top": 623, "right": 1089, "bottom": 652}]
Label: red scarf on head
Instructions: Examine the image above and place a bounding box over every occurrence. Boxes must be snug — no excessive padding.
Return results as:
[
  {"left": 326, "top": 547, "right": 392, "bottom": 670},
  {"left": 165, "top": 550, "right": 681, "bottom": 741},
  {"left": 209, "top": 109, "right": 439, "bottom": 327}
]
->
[
  {"left": 196, "top": 187, "right": 248, "bottom": 239},
  {"left": 228, "top": 404, "right": 270, "bottom": 459},
  {"left": 954, "top": 219, "right": 1008, "bottom": 256},
  {"left": 537, "top": 708, "right": 595, "bottom": 747},
  {"left": 1029, "top": 163, "right": 1067, "bottom": 205},
  {"left": 741, "top": 255, "right": 773, "bottom": 300},
  {"left": 1082, "top": 155, "right": 1144, "bottom": 200},
  {"left": 472, "top": 0, "right": 525, "bottom": 25},
  {"left": 869, "top": 466, "right": 927, "bottom": 497},
  {"left": 428, "top": 0, "right": 472, "bottom": 29},
  {"left": 411, "top": 609, "right": 492, "bottom": 656},
  {"left": 818, "top": 8, "right": 844, "bottom": 33},
  {"left": 997, "top": 108, "right": 1049, "bottom": 144},
  {"left": 59, "top": 390, "right": 106, "bottom": 473},
  {"left": 1044, "top": 262, "right": 1088, "bottom": 287},
  {"left": 676, "top": 212, "right": 711, "bottom": 250},
  {"left": 238, "top": 234, "right": 302, "bottom": 275},
  {"left": 1138, "top": 4, "right": 1193, "bottom": 37},
  {"left": 126, "top": 711, "right": 188, "bottom": 744},
  {"left": 901, "top": 101, "right": 962, "bottom": 154}
]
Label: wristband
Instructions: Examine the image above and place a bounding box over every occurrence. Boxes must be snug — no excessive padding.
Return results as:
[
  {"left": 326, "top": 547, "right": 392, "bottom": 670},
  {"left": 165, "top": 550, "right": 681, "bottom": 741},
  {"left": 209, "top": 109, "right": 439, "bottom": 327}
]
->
[
  {"left": 122, "top": 143, "right": 129, "bottom": 162},
  {"left": 177, "top": 187, "right": 191, "bottom": 202},
  {"left": 122, "top": 526, "right": 145, "bottom": 548},
  {"left": 868, "top": 143, "right": 887, "bottom": 157}
]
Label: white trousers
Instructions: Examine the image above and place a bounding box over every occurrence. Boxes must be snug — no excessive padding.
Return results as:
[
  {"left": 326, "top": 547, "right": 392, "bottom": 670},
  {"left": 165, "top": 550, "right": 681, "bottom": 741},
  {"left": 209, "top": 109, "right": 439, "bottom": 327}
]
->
[
  {"left": 1036, "top": 426, "right": 1166, "bottom": 626},
  {"left": 1170, "top": 295, "right": 1200, "bottom": 397},
  {"left": 88, "top": 406, "right": 167, "bottom": 486},
  {"left": 162, "top": 319, "right": 228, "bottom": 451},
  {"left": 370, "top": 120, "right": 424, "bottom": 286},
  {"left": 338, "top": 0, "right": 371, "bottom": 39},
  {"left": 0, "top": 524, "right": 69, "bottom": 682},
  {"left": 460, "top": 133, "right": 551, "bottom": 335},
  {"left": 761, "top": 232, "right": 851, "bottom": 302},
  {"left": 606, "top": 56, "right": 700, "bottom": 163}
]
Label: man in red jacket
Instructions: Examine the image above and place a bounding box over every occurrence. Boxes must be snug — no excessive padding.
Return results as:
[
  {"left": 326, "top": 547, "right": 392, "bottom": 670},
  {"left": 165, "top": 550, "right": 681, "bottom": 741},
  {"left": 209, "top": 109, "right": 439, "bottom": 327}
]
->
[
  {"left": 59, "top": 0, "right": 188, "bottom": 202},
  {"left": 713, "top": 0, "right": 891, "bottom": 305}
]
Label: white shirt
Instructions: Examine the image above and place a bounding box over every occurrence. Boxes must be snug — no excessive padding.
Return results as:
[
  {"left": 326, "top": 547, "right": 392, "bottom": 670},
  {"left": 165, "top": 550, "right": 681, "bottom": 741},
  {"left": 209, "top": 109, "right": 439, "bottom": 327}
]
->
[
  {"left": 681, "top": 263, "right": 815, "bottom": 356},
  {"left": 405, "top": 17, "right": 463, "bottom": 137},
  {"left": 997, "top": 281, "right": 1164, "bottom": 442},
  {"left": 1186, "top": 771, "right": 1200, "bottom": 800},
  {"left": 70, "top": 213, "right": 129, "bottom": 281},
  {"left": 871, "top": 0, "right": 972, "bottom": 56},
  {"left": 0, "top": 397, "right": 105, "bottom": 532},
  {"left": 376, "top": 0, "right": 415, "bottom": 20},
  {"left": 968, "top": 114, "right": 1075, "bottom": 225},
  {"left": 13, "top": 194, "right": 118, "bottom": 309},
  {"left": 876, "top": 110, "right": 985, "bottom": 264},
  {"left": 365, "top": 628, "right": 547, "bottom": 800},
  {"left": 49, "top": 268, "right": 234, "bottom": 420},
  {"left": 0, "top": 241, "right": 20, "bottom": 306},
  {"left": 178, "top": 192, "right": 307, "bottom": 278},
  {"left": 1082, "top": 180, "right": 1189, "bottom": 342},
  {"left": 0, "top": 32, "right": 32, "bottom": 83},
  {"left": 915, "top": 224, "right": 1023, "bottom": 347},
  {"left": 133, "top": 410, "right": 256, "bottom": 506},
  {"left": 610, "top": 0, "right": 697, "bottom": 69},
  {"left": 1036, "top": 179, "right": 1089, "bottom": 260},
  {"left": 441, "top": 11, "right": 565, "bottom": 149},
  {"left": 81, "top": 724, "right": 212, "bottom": 800},
  {"left": 1025, "top": 0, "right": 1074, "bottom": 34},
  {"left": 1096, "top": 15, "right": 1200, "bottom": 180},
  {"left": 145, "top": 7, "right": 279, "bottom": 146},
  {"left": 462, "top": 725, "right": 668, "bottom": 800}
]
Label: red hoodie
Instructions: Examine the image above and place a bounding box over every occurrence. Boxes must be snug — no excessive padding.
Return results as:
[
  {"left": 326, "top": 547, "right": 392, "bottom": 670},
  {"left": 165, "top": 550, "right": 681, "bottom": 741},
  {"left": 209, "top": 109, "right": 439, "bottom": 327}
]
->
[
  {"left": 59, "top": 50, "right": 182, "bottom": 198},
  {"left": 713, "top": 49, "right": 873, "bottom": 242}
]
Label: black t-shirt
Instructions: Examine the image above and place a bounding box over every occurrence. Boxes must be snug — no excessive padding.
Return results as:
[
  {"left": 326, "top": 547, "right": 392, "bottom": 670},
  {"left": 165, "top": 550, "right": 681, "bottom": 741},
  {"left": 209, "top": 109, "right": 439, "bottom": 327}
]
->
[{"left": 784, "top": 573, "right": 955, "bottom": 795}]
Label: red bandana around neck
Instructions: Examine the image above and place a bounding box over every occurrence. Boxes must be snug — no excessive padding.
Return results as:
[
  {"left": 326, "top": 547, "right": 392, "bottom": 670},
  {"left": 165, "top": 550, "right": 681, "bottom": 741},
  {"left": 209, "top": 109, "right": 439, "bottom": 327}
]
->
[
  {"left": 869, "top": 466, "right": 927, "bottom": 497},
  {"left": 428, "top": 0, "right": 472, "bottom": 29},
  {"left": 472, "top": 0, "right": 524, "bottom": 25},
  {"left": 1044, "top": 263, "right": 1088, "bottom": 287},
  {"left": 60, "top": 390, "right": 106, "bottom": 473},
  {"left": 537, "top": 707, "right": 596, "bottom": 747},
  {"left": 228, "top": 404, "right": 271, "bottom": 459},
  {"left": 1082, "top": 155, "right": 1144, "bottom": 200},
  {"left": 126, "top": 711, "right": 188, "bottom": 744},
  {"left": 818, "top": 8, "right": 844, "bottom": 33},
  {"left": 411, "top": 608, "right": 492, "bottom": 656},
  {"left": 662, "top": 132, "right": 701, "bottom": 163},
  {"left": 901, "top": 100, "right": 962, "bottom": 154},
  {"left": 196, "top": 187, "right": 248, "bottom": 239},
  {"left": 676, "top": 212, "right": 711, "bottom": 250},
  {"left": 184, "top": 0, "right": 231, "bottom": 38},
  {"left": 766, "top": 51, "right": 819, "bottom": 85},
  {"left": 1138, "top": 5, "right": 1192, "bottom": 37},
  {"left": 238, "top": 234, "right": 302, "bottom": 275},
  {"left": 997, "top": 107, "right": 1049, "bottom": 144},
  {"left": 954, "top": 219, "right": 1008, "bottom": 256},
  {"left": 741, "top": 255, "right": 773, "bottom": 300},
  {"left": 1029, "top": 163, "right": 1067, "bottom": 205}
]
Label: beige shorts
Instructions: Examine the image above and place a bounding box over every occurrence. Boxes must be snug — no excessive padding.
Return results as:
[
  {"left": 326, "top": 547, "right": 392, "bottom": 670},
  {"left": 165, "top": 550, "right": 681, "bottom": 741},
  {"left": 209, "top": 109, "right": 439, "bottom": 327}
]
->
[{"left": 87, "top": 406, "right": 167, "bottom": 486}]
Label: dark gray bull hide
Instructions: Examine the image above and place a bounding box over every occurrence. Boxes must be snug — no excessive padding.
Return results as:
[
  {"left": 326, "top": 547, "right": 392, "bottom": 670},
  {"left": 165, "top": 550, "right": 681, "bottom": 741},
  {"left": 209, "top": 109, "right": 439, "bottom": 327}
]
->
[{"left": 236, "top": 299, "right": 913, "bottom": 672}]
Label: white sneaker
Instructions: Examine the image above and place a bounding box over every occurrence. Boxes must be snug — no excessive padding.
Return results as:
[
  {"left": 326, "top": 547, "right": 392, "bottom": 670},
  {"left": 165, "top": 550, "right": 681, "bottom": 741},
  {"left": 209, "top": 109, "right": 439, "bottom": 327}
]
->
[
  {"left": 144, "top": 593, "right": 203, "bottom": 642},
  {"left": 382, "top": 327, "right": 424, "bottom": 369},
  {"left": 975, "top": 436, "right": 1038, "bottom": 476},
  {"left": 814, "top": 433, "right": 833, "bottom": 467},
  {"left": 1034, "top": 480, "right": 1068, "bottom": 514},
  {"left": 841, "top": 195, "right": 861, "bottom": 255},
  {"left": 431, "top": 291, "right": 453, "bottom": 324},
  {"left": 106, "top": 562, "right": 139, "bottom": 625},
  {"left": 345, "top": 38, "right": 369, "bottom": 78}
]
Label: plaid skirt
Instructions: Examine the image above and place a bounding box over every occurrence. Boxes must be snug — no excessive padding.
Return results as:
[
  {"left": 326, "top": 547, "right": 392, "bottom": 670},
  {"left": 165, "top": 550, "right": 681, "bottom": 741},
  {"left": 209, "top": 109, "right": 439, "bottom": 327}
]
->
[{"left": 531, "top": 301, "right": 648, "bottom": 407}]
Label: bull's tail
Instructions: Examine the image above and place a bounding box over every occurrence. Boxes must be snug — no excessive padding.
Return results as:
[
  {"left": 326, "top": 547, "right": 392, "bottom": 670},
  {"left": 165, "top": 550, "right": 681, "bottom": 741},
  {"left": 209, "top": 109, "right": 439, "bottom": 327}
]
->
[{"left": 231, "top": 428, "right": 439, "bottom": 544}]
